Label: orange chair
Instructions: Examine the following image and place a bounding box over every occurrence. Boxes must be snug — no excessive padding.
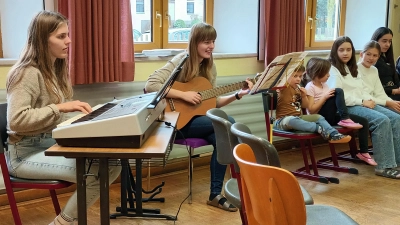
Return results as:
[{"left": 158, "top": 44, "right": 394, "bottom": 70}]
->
[
  {"left": 262, "top": 91, "right": 358, "bottom": 184},
  {"left": 0, "top": 103, "right": 72, "bottom": 225},
  {"left": 233, "top": 143, "right": 358, "bottom": 225}
]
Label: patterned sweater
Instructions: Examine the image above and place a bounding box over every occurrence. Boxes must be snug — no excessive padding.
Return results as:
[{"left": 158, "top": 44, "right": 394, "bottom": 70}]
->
[{"left": 6, "top": 66, "right": 64, "bottom": 144}]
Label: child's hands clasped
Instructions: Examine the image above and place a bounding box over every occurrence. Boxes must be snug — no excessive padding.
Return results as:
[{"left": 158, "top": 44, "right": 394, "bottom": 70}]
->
[
  {"left": 362, "top": 99, "right": 375, "bottom": 109},
  {"left": 322, "top": 89, "right": 336, "bottom": 101}
]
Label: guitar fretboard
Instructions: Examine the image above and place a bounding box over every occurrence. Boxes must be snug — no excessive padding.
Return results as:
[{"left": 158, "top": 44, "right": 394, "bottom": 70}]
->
[{"left": 199, "top": 81, "right": 249, "bottom": 100}]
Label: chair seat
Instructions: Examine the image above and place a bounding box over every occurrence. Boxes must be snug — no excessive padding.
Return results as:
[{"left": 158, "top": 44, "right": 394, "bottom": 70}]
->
[
  {"left": 224, "top": 178, "right": 241, "bottom": 209},
  {"left": 306, "top": 205, "right": 358, "bottom": 225},
  {"left": 174, "top": 138, "right": 209, "bottom": 148}
]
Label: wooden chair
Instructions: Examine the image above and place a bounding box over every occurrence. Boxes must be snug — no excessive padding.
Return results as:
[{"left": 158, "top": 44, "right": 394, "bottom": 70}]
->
[
  {"left": 233, "top": 143, "right": 359, "bottom": 225},
  {"left": 262, "top": 91, "right": 358, "bottom": 184},
  {"left": 0, "top": 103, "right": 72, "bottom": 225},
  {"left": 230, "top": 122, "right": 313, "bottom": 205}
]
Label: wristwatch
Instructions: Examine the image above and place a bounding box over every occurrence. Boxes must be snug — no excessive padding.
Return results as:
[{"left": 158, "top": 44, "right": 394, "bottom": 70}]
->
[{"left": 235, "top": 92, "right": 241, "bottom": 100}]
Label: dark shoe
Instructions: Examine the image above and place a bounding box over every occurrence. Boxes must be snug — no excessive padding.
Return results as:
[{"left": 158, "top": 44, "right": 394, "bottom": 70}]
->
[{"left": 328, "top": 133, "right": 351, "bottom": 143}]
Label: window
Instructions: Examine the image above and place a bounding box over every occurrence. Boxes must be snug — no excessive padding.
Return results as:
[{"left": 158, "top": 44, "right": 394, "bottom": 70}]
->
[
  {"left": 187, "top": 1, "right": 194, "bottom": 14},
  {"left": 136, "top": 0, "right": 145, "bottom": 13},
  {"left": 130, "top": 0, "right": 214, "bottom": 52},
  {"left": 305, "top": 0, "right": 346, "bottom": 49}
]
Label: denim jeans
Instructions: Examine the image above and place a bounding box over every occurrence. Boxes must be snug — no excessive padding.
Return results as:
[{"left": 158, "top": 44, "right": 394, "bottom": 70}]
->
[
  {"left": 177, "top": 115, "right": 233, "bottom": 195},
  {"left": 6, "top": 134, "right": 122, "bottom": 221},
  {"left": 347, "top": 105, "right": 400, "bottom": 169},
  {"left": 274, "top": 114, "right": 337, "bottom": 137}
]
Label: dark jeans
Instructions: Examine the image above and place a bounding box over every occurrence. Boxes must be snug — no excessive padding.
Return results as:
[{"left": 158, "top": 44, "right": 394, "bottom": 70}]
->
[
  {"left": 317, "top": 88, "right": 369, "bottom": 153},
  {"left": 177, "top": 115, "right": 234, "bottom": 195},
  {"left": 318, "top": 88, "right": 349, "bottom": 123}
]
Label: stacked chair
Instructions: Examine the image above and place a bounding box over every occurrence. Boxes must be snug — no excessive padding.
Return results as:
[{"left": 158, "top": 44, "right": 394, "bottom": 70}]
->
[
  {"left": 206, "top": 108, "right": 314, "bottom": 225},
  {"left": 233, "top": 141, "right": 359, "bottom": 225}
]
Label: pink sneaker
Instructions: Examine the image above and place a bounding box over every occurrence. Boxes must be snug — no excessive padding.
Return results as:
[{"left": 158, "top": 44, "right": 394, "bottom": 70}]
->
[
  {"left": 338, "top": 119, "right": 363, "bottom": 129},
  {"left": 356, "top": 153, "right": 377, "bottom": 166}
]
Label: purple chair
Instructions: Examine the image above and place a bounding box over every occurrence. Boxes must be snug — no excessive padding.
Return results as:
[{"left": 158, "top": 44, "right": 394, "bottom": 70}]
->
[{"left": 174, "top": 138, "right": 210, "bottom": 203}]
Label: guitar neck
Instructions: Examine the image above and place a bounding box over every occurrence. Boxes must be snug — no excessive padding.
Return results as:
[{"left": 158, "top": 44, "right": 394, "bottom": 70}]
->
[{"left": 199, "top": 81, "right": 248, "bottom": 100}]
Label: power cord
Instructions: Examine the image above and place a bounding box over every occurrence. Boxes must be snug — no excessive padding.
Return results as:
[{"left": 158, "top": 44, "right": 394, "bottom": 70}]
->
[{"left": 157, "top": 119, "right": 193, "bottom": 223}]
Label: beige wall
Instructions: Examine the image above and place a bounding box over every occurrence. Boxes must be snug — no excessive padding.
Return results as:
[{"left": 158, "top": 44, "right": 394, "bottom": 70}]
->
[{"left": 0, "top": 56, "right": 265, "bottom": 90}]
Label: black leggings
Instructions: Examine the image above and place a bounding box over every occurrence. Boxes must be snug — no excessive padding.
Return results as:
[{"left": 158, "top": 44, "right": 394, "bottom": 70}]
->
[{"left": 317, "top": 92, "right": 369, "bottom": 154}]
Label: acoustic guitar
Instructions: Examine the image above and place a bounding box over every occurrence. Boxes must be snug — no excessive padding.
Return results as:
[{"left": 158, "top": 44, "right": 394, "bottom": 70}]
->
[{"left": 166, "top": 76, "right": 254, "bottom": 129}]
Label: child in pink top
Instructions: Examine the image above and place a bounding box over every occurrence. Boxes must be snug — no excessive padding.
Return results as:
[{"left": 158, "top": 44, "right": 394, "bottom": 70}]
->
[
  {"left": 304, "top": 57, "right": 376, "bottom": 166},
  {"left": 305, "top": 57, "right": 362, "bottom": 129}
]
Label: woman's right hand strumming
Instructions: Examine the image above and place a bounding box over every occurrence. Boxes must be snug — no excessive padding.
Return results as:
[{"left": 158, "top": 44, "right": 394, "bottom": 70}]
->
[
  {"left": 56, "top": 100, "right": 92, "bottom": 114},
  {"left": 181, "top": 91, "right": 202, "bottom": 105}
]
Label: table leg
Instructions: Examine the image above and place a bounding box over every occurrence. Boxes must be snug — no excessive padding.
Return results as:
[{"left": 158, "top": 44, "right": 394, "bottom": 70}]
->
[
  {"left": 76, "top": 158, "right": 87, "bottom": 225},
  {"left": 99, "top": 158, "right": 110, "bottom": 225}
]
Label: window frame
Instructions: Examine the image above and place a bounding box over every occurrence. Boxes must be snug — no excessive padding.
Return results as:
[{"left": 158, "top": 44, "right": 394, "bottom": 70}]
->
[
  {"left": 0, "top": 19, "right": 3, "bottom": 58},
  {"left": 305, "top": 0, "right": 346, "bottom": 50},
  {"left": 133, "top": 0, "right": 214, "bottom": 52}
]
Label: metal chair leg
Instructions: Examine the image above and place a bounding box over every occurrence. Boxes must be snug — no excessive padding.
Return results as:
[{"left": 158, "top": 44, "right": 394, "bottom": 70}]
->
[{"left": 188, "top": 146, "right": 194, "bottom": 204}]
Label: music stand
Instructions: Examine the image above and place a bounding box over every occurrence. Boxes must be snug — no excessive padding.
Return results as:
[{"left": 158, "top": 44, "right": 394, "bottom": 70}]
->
[
  {"left": 147, "top": 54, "right": 189, "bottom": 109},
  {"left": 250, "top": 52, "right": 308, "bottom": 95}
]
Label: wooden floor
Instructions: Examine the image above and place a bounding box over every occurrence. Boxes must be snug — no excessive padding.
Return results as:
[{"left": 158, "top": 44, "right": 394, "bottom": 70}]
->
[{"left": 0, "top": 143, "right": 399, "bottom": 225}]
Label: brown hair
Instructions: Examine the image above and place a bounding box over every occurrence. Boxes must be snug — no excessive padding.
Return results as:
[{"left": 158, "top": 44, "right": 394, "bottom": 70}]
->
[
  {"left": 362, "top": 40, "right": 381, "bottom": 54},
  {"left": 179, "top": 23, "right": 217, "bottom": 82},
  {"left": 328, "top": 36, "right": 358, "bottom": 77},
  {"left": 306, "top": 57, "right": 331, "bottom": 80},
  {"left": 7, "top": 11, "right": 73, "bottom": 102}
]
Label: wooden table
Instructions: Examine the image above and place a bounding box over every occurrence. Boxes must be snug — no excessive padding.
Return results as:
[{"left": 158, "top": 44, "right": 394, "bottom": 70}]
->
[{"left": 45, "top": 112, "right": 179, "bottom": 225}]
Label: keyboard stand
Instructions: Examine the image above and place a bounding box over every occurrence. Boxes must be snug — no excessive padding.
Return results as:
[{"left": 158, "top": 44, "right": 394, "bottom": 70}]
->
[{"left": 110, "top": 159, "right": 176, "bottom": 220}]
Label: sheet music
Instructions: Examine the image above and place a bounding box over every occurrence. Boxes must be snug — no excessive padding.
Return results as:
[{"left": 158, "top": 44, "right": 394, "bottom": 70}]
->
[{"left": 250, "top": 52, "right": 308, "bottom": 94}]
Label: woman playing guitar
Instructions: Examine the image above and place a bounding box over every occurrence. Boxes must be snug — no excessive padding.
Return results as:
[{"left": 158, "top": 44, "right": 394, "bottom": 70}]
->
[{"left": 145, "top": 22, "right": 253, "bottom": 212}]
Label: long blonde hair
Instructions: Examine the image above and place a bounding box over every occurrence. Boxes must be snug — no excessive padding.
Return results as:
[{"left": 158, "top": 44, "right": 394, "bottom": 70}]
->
[
  {"left": 179, "top": 22, "right": 217, "bottom": 82},
  {"left": 7, "top": 11, "right": 73, "bottom": 102}
]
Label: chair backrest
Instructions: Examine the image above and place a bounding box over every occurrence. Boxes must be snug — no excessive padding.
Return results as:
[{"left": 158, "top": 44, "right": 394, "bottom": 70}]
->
[
  {"left": 0, "top": 103, "right": 8, "bottom": 153},
  {"left": 206, "top": 108, "right": 239, "bottom": 171},
  {"left": 233, "top": 143, "right": 306, "bottom": 225},
  {"left": 231, "top": 122, "right": 281, "bottom": 167}
]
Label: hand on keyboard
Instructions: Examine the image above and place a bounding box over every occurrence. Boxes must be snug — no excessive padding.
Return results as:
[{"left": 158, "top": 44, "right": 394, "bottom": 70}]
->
[{"left": 56, "top": 100, "right": 92, "bottom": 114}]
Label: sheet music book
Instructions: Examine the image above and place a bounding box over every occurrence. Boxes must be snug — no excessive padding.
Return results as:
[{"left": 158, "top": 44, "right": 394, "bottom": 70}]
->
[{"left": 250, "top": 52, "right": 308, "bottom": 94}]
